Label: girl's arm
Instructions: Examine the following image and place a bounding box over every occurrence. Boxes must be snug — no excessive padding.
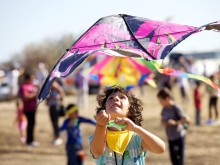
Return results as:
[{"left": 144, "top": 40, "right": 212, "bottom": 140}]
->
[
  {"left": 115, "top": 117, "right": 165, "bottom": 154},
  {"left": 178, "top": 116, "right": 190, "bottom": 125},
  {"left": 19, "top": 86, "right": 38, "bottom": 100},
  {"left": 162, "top": 118, "right": 177, "bottom": 126},
  {"left": 52, "top": 81, "right": 65, "bottom": 101},
  {"left": 78, "top": 116, "right": 96, "bottom": 125},
  {"left": 90, "top": 110, "right": 110, "bottom": 158},
  {"left": 136, "top": 126, "right": 165, "bottom": 154},
  {"left": 23, "top": 91, "right": 38, "bottom": 100},
  {"left": 59, "top": 119, "right": 68, "bottom": 131}
]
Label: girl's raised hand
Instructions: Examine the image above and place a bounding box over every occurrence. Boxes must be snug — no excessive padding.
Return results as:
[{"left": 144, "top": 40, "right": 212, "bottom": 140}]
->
[
  {"left": 114, "top": 117, "right": 137, "bottom": 132},
  {"left": 95, "top": 110, "right": 111, "bottom": 127}
]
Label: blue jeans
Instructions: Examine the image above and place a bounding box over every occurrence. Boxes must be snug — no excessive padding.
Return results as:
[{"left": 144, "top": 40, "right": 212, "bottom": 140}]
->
[
  {"left": 196, "top": 109, "right": 200, "bottom": 125},
  {"left": 66, "top": 143, "right": 84, "bottom": 165}
]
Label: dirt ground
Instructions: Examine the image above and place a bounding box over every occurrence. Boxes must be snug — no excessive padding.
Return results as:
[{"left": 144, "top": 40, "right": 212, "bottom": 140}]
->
[{"left": 1, "top": 84, "right": 220, "bottom": 165}]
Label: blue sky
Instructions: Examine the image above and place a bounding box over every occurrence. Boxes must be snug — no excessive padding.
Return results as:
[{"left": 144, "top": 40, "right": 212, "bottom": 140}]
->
[{"left": 1, "top": 0, "right": 220, "bottom": 62}]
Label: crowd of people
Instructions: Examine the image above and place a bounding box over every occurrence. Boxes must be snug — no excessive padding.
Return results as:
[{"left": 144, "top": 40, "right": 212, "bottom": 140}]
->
[
  {"left": 0, "top": 62, "right": 95, "bottom": 165},
  {"left": 156, "top": 54, "right": 220, "bottom": 125},
  {"left": 1, "top": 55, "right": 220, "bottom": 165}
]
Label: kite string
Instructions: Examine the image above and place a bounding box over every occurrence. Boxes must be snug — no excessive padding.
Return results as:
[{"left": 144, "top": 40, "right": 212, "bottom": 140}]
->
[
  {"left": 150, "top": 60, "right": 220, "bottom": 97},
  {"left": 102, "top": 86, "right": 118, "bottom": 149}
]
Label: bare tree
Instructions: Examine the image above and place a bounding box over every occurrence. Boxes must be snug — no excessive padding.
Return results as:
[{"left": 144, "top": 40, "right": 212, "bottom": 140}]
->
[{"left": 11, "top": 34, "right": 75, "bottom": 74}]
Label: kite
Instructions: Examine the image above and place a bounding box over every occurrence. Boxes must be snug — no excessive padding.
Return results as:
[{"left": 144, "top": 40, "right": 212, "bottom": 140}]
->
[
  {"left": 84, "top": 56, "right": 153, "bottom": 90},
  {"left": 37, "top": 14, "right": 220, "bottom": 105}
]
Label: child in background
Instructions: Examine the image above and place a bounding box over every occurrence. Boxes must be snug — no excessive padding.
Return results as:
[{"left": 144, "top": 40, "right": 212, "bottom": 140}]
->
[
  {"left": 16, "top": 98, "right": 27, "bottom": 143},
  {"left": 90, "top": 86, "right": 165, "bottom": 165},
  {"left": 19, "top": 73, "right": 39, "bottom": 146},
  {"left": 157, "top": 88, "right": 190, "bottom": 165},
  {"left": 47, "top": 79, "right": 65, "bottom": 145},
  {"left": 60, "top": 104, "right": 96, "bottom": 165},
  {"left": 207, "top": 75, "right": 219, "bottom": 122},
  {"left": 194, "top": 81, "right": 202, "bottom": 125}
]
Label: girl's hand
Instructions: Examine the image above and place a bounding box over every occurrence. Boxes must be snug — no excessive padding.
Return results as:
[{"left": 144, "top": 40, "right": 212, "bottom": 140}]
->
[
  {"left": 114, "top": 117, "right": 137, "bottom": 132},
  {"left": 95, "top": 110, "right": 111, "bottom": 127}
]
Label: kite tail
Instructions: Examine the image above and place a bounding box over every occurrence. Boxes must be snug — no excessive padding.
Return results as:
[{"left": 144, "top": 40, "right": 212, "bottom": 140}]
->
[{"left": 150, "top": 60, "right": 220, "bottom": 97}]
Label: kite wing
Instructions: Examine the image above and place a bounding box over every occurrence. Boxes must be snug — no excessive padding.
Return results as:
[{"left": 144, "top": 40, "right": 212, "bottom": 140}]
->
[{"left": 37, "top": 14, "right": 220, "bottom": 105}]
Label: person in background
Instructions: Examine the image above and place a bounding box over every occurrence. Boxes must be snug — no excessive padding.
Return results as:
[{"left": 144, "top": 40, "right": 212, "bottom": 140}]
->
[
  {"left": 155, "top": 64, "right": 173, "bottom": 91},
  {"left": 60, "top": 104, "right": 96, "bottom": 165},
  {"left": 8, "top": 68, "right": 20, "bottom": 99},
  {"left": 157, "top": 88, "right": 190, "bottom": 165},
  {"left": 36, "top": 62, "right": 48, "bottom": 85},
  {"left": 207, "top": 75, "right": 219, "bottom": 122},
  {"left": 19, "top": 73, "right": 39, "bottom": 146},
  {"left": 177, "top": 67, "right": 190, "bottom": 104},
  {"left": 47, "top": 79, "right": 65, "bottom": 145},
  {"left": 194, "top": 81, "right": 202, "bottom": 125},
  {"left": 75, "top": 68, "right": 89, "bottom": 111}
]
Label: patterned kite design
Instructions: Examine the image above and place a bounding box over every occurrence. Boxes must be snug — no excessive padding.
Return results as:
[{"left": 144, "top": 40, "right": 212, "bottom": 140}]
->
[{"left": 37, "top": 14, "right": 220, "bottom": 105}]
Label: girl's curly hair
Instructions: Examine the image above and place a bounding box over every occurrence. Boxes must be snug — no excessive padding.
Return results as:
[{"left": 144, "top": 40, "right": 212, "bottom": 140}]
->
[{"left": 95, "top": 86, "right": 143, "bottom": 126}]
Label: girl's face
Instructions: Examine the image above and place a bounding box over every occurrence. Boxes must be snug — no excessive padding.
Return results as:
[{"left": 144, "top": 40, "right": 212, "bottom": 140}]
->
[
  {"left": 105, "top": 91, "right": 130, "bottom": 119},
  {"left": 69, "top": 111, "right": 78, "bottom": 119}
]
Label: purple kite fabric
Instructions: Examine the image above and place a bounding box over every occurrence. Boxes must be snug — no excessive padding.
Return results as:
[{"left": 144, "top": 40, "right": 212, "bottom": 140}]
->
[{"left": 37, "top": 14, "right": 220, "bottom": 105}]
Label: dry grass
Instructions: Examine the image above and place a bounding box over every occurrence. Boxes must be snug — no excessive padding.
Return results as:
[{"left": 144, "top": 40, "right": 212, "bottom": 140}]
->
[{"left": 1, "top": 84, "right": 220, "bottom": 165}]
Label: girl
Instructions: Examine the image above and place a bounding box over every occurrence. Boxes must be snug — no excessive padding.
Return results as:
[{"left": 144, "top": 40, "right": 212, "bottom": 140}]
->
[
  {"left": 60, "top": 104, "right": 96, "bottom": 165},
  {"left": 90, "top": 86, "right": 165, "bottom": 164},
  {"left": 47, "top": 79, "right": 65, "bottom": 145}
]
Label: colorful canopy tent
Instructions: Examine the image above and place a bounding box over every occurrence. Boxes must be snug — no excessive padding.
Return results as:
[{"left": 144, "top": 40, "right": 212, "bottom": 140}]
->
[
  {"left": 37, "top": 14, "right": 220, "bottom": 105},
  {"left": 85, "top": 56, "right": 153, "bottom": 90}
]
